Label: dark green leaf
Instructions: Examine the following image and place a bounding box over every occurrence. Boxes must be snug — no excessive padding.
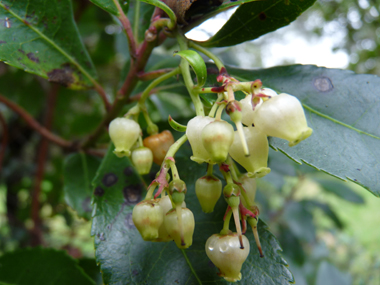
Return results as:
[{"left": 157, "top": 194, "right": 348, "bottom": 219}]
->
[
  {"left": 0, "top": 69, "right": 45, "bottom": 116},
  {"left": 0, "top": 0, "right": 97, "bottom": 89},
  {"left": 128, "top": 1, "right": 155, "bottom": 43},
  {"left": 197, "top": 0, "right": 316, "bottom": 47},
  {"left": 92, "top": 144, "right": 293, "bottom": 284},
  {"left": 89, "top": 0, "right": 128, "bottom": 16},
  {"left": 64, "top": 153, "right": 101, "bottom": 219},
  {"left": 174, "top": 50, "right": 207, "bottom": 87},
  {"left": 316, "top": 261, "right": 352, "bottom": 285},
  {"left": 278, "top": 224, "right": 305, "bottom": 265},
  {"left": 78, "top": 258, "right": 103, "bottom": 285},
  {"left": 228, "top": 64, "right": 380, "bottom": 197},
  {"left": 0, "top": 247, "right": 95, "bottom": 285},
  {"left": 283, "top": 202, "right": 316, "bottom": 242},
  {"left": 315, "top": 178, "right": 365, "bottom": 204},
  {"left": 184, "top": 0, "right": 260, "bottom": 33}
]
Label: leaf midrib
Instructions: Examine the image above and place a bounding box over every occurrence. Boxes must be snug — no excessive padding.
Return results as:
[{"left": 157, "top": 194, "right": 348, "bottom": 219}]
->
[{"left": 0, "top": 2, "right": 97, "bottom": 85}]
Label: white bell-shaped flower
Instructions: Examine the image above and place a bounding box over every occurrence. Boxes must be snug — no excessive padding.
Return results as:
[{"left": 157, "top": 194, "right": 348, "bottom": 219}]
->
[
  {"left": 229, "top": 126, "right": 270, "bottom": 178},
  {"left": 252, "top": 93, "right": 313, "bottom": 146},
  {"left": 109, "top": 117, "right": 141, "bottom": 157},
  {"left": 240, "top": 88, "right": 278, "bottom": 127},
  {"left": 186, "top": 116, "right": 215, "bottom": 164}
]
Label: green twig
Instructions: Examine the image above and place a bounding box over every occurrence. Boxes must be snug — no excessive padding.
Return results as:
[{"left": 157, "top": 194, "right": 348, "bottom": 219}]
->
[{"left": 176, "top": 31, "right": 205, "bottom": 116}]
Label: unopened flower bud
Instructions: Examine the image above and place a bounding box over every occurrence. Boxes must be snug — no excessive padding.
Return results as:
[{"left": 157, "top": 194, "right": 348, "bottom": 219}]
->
[
  {"left": 252, "top": 93, "right": 313, "bottom": 146},
  {"left": 154, "top": 196, "right": 185, "bottom": 242},
  {"left": 226, "top": 100, "right": 242, "bottom": 123},
  {"left": 206, "top": 233, "right": 250, "bottom": 282},
  {"left": 202, "top": 120, "right": 234, "bottom": 163},
  {"left": 164, "top": 208, "right": 195, "bottom": 249},
  {"left": 195, "top": 175, "right": 222, "bottom": 213},
  {"left": 131, "top": 147, "right": 153, "bottom": 175},
  {"left": 186, "top": 116, "right": 215, "bottom": 164},
  {"left": 109, "top": 117, "right": 141, "bottom": 157},
  {"left": 229, "top": 126, "right": 270, "bottom": 178},
  {"left": 132, "top": 199, "right": 163, "bottom": 241}
]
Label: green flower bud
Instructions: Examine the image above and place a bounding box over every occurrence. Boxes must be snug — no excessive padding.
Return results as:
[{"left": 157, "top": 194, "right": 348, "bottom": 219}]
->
[
  {"left": 186, "top": 116, "right": 215, "bottom": 164},
  {"left": 252, "top": 93, "right": 313, "bottom": 146},
  {"left": 132, "top": 199, "right": 163, "bottom": 241},
  {"left": 131, "top": 147, "right": 153, "bottom": 175},
  {"left": 206, "top": 233, "right": 250, "bottom": 282},
  {"left": 195, "top": 175, "right": 222, "bottom": 213},
  {"left": 164, "top": 208, "right": 195, "bottom": 249},
  {"left": 109, "top": 117, "right": 141, "bottom": 157},
  {"left": 226, "top": 100, "right": 243, "bottom": 124},
  {"left": 202, "top": 120, "right": 234, "bottom": 163},
  {"left": 223, "top": 183, "right": 240, "bottom": 198},
  {"left": 154, "top": 196, "right": 186, "bottom": 242},
  {"left": 229, "top": 126, "right": 271, "bottom": 178}
]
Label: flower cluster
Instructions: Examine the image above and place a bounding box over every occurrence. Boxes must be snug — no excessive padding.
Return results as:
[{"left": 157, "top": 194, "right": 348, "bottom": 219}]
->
[{"left": 108, "top": 70, "right": 312, "bottom": 282}]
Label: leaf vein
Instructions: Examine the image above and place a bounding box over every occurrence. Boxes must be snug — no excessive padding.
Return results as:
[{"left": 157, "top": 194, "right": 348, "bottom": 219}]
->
[{"left": 302, "top": 104, "right": 380, "bottom": 140}]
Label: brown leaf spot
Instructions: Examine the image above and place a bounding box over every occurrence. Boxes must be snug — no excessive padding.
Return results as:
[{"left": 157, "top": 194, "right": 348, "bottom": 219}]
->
[
  {"left": 27, "top": 52, "right": 39, "bottom": 63},
  {"left": 0, "top": 41, "right": 6, "bottom": 44},
  {"left": 47, "top": 65, "right": 75, "bottom": 87},
  {"left": 94, "top": 186, "right": 105, "bottom": 197},
  {"left": 102, "top": 173, "right": 118, "bottom": 187},
  {"left": 259, "top": 12, "right": 267, "bottom": 21},
  {"left": 123, "top": 167, "right": 134, "bottom": 176},
  {"left": 123, "top": 185, "right": 142, "bottom": 205}
]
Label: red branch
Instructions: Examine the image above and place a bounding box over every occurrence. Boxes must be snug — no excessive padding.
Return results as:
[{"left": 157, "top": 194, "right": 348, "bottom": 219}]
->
[
  {"left": 137, "top": 68, "right": 175, "bottom": 81},
  {"left": 113, "top": 0, "right": 137, "bottom": 59},
  {"left": 30, "top": 84, "right": 59, "bottom": 246},
  {"left": 0, "top": 93, "right": 72, "bottom": 148},
  {"left": 0, "top": 112, "right": 8, "bottom": 174}
]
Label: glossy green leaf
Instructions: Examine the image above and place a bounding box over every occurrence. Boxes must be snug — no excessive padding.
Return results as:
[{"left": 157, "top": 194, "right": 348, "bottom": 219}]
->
[
  {"left": 183, "top": 0, "right": 260, "bottom": 33},
  {"left": 78, "top": 258, "right": 103, "bottom": 285},
  {"left": 139, "top": 0, "right": 176, "bottom": 27},
  {"left": 0, "top": 69, "right": 44, "bottom": 116},
  {"left": 228, "top": 64, "right": 380, "bottom": 197},
  {"left": 0, "top": 0, "right": 97, "bottom": 89},
  {"left": 63, "top": 153, "right": 101, "bottom": 220},
  {"left": 92, "top": 144, "right": 293, "bottom": 284},
  {"left": 174, "top": 50, "right": 207, "bottom": 87},
  {"left": 0, "top": 247, "right": 95, "bottom": 285},
  {"left": 283, "top": 202, "right": 316, "bottom": 242},
  {"left": 89, "top": 0, "right": 128, "bottom": 16},
  {"left": 128, "top": 1, "right": 154, "bottom": 43},
  {"left": 315, "top": 178, "right": 365, "bottom": 204},
  {"left": 197, "top": 0, "right": 316, "bottom": 47}
]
